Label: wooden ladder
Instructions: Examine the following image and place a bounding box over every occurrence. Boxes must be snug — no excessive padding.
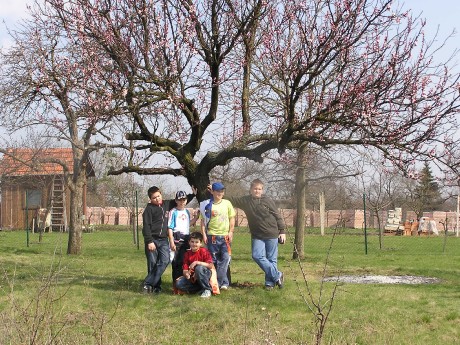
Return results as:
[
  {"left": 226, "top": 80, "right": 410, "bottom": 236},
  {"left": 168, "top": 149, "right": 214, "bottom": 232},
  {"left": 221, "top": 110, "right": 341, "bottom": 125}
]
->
[{"left": 50, "top": 175, "right": 67, "bottom": 232}]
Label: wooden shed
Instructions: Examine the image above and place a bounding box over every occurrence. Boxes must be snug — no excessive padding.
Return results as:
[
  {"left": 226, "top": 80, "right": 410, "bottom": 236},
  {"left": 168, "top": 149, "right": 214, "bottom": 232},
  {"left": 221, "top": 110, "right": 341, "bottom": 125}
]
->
[{"left": 0, "top": 148, "right": 95, "bottom": 231}]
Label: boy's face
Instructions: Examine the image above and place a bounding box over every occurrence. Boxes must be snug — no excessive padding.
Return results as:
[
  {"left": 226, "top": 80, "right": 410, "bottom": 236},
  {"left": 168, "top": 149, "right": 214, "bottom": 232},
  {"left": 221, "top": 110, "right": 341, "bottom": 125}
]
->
[
  {"left": 211, "top": 189, "right": 225, "bottom": 201},
  {"left": 149, "top": 191, "right": 162, "bottom": 205},
  {"left": 250, "top": 183, "right": 264, "bottom": 198},
  {"left": 189, "top": 238, "right": 202, "bottom": 251},
  {"left": 175, "top": 198, "right": 187, "bottom": 209}
]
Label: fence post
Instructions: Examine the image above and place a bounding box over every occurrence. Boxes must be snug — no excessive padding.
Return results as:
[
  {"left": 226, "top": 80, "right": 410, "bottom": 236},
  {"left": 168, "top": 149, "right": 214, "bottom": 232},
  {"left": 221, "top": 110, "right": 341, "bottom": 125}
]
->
[
  {"left": 136, "top": 190, "right": 140, "bottom": 250},
  {"left": 457, "top": 193, "right": 459, "bottom": 237},
  {"left": 25, "top": 190, "right": 29, "bottom": 247},
  {"left": 363, "top": 193, "right": 368, "bottom": 255}
]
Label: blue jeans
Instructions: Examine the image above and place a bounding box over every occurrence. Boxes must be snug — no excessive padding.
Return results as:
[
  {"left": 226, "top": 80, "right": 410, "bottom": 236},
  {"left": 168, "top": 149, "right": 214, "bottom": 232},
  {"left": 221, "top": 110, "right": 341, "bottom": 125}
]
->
[
  {"left": 251, "top": 238, "right": 281, "bottom": 287},
  {"left": 207, "top": 235, "right": 231, "bottom": 287},
  {"left": 175, "top": 265, "right": 212, "bottom": 293},
  {"left": 144, "top": 238, "right": 170, "bottom": 288}
]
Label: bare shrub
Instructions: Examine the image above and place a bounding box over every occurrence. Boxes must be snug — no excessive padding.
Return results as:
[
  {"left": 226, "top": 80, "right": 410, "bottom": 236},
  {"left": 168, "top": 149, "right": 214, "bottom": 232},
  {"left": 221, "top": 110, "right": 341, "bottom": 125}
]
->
[
  {"left": 0, "top": 256, "right": 119, "bottom": 345},
  {"left": 287, "top": 218, "right": 343, "bottom": 344},
  {"left": 0, "top": 259, "right": 77, "bottom": 344}
]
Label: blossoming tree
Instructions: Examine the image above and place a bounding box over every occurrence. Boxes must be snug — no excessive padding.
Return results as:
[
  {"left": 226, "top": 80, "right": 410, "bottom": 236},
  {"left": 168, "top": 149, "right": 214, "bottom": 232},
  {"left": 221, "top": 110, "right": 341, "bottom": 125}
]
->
[{"left": 1, "top": 0, "right": 459, "bottom": 254}]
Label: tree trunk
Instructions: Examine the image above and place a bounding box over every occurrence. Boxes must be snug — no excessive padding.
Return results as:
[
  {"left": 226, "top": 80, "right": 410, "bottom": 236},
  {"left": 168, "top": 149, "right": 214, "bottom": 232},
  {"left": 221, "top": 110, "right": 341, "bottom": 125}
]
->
[
  {"left": 193, "top": 177, "right": 211, "bottom": 202},
  {"left": 376, "top": 212, "right": 383, "bottom": 249},
  {"left": 293, "top": 142, "right": 307, "bottom": 260},
  {"left": 67, "top": 168, "right": 85, "bottom": 254}
]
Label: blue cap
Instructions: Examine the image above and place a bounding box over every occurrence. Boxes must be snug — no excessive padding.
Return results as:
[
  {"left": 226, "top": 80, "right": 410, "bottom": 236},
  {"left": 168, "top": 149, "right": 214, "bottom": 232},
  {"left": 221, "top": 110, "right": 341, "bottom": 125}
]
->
[
  {"left": 175, "top": 190, "right": 187, "bottom": 199},
  {"left": 212, "top": 182, "right": 225, "bottom": 191}
]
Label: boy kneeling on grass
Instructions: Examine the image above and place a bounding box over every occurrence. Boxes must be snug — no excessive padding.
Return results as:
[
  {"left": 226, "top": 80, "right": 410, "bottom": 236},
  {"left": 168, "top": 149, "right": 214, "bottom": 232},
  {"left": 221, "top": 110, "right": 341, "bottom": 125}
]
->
[{"left": 175, "top": 231, "right": 217, "bottom": 298}]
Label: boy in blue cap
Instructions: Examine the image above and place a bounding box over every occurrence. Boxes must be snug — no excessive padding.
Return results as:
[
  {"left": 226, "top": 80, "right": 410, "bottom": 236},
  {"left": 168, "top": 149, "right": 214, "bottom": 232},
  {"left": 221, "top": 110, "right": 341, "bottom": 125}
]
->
[{"left": 199, "top": 182, "right": 235, "bottom": 290}]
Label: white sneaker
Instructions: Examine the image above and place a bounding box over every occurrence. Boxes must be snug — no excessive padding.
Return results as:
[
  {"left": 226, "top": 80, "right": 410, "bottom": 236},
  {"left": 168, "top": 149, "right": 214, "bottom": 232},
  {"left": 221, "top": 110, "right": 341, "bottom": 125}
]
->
[
  {"left": 200, "top": 290, "right": 212, "bottom": 298},
  {"left": 220, "top": 285, "right": 228, "bottom": 290}
]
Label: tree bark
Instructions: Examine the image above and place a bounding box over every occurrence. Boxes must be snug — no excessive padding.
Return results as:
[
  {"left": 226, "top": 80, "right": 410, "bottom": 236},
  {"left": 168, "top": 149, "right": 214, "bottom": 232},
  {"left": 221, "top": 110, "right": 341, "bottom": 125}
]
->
[
  {"left": 67, "top": 189, "right": 83, "bottom": 254},
  {"left": 67, "top": 160, "right": 86, "bottom": 254}
]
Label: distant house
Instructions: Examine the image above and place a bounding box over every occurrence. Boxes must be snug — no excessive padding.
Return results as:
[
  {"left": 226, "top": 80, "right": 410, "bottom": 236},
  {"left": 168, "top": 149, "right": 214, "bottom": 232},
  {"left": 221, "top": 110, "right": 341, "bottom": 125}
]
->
[{"left": 0, "top": 148, "right": 95, "bottom": 231}]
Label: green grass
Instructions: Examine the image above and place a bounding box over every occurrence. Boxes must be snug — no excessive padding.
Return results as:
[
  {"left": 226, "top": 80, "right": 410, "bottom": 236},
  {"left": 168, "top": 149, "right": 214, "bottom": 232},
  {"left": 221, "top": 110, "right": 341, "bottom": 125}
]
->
[{"left": 0, "top": 228, "right": 459, "bottom": 344}]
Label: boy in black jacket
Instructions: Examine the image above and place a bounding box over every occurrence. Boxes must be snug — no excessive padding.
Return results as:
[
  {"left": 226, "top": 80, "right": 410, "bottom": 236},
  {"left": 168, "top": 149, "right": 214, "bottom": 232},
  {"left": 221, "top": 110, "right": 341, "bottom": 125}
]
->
[{"left": 142, "top": 186, "right": 196, "bottom": 294}]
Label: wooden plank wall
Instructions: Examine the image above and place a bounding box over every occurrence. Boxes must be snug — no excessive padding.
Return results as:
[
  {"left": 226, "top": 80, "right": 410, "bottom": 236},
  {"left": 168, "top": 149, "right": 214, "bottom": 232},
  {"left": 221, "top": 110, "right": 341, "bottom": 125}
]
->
[{"left": 0, "top": 176, "right": 71, "bottom": 230}]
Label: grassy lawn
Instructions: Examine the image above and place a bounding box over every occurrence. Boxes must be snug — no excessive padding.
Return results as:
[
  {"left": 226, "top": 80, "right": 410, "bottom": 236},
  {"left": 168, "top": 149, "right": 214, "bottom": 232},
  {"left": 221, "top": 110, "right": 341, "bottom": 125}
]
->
[{"left": 0, "top": 228, "right": 459, "bottom": 344}]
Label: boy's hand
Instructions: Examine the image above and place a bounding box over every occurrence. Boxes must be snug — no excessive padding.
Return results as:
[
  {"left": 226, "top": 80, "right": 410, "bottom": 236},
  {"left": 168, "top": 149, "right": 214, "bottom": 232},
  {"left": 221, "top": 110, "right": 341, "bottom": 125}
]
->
[
  {"left": 170, "top": 242, "right": 176, "bottom": 251},
  {"left": 278, "top": 234, "right": 286, "bottom": 244},
  {"left": 147, "top": 242, "right": 156, "bottom": 251},
  {"left": 191, "top": 185, "right": 198, "bottom": 195},
  {"left": 228, "top": 232, "right": 234, "bottom": 243},
  {"left": 190, "top": 261, "right": 202, "bottom": 270},
  {"left": 184, "top": 271, "right": 191, "bottom": 280},
  {"left": 207, "top": 184, "right": 212, "bottom": 193}
]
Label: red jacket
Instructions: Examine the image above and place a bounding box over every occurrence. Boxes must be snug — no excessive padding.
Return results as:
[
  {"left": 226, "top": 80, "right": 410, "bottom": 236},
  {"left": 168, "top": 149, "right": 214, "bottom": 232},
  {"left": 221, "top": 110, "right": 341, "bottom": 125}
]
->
[{"left": 182, "top": 247, "right": 213, "bottom": 271}]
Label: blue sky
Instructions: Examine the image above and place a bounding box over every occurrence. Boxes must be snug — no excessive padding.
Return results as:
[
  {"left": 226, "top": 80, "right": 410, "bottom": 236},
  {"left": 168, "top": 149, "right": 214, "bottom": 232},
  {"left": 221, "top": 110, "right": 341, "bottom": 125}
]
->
[{"left": 1, "top": 0, "right": 458, "bottom": 56}]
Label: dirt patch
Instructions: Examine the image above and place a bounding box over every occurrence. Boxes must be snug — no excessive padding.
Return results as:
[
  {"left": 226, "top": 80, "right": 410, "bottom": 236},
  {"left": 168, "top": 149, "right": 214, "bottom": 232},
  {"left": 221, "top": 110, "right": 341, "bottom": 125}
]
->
[{"left": 323, "top": 275, "right": 442, "bottom": 284}]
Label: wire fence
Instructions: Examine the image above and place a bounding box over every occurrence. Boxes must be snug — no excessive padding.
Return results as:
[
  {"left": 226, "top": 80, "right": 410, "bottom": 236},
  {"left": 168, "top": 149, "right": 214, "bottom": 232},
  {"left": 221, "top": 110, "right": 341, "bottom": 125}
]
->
[
  {"left": 1, "top": 197, "right": 459, "bottom": 257},
  {"left": 1, "top": 221, "right": 458, "bottom": 257}
]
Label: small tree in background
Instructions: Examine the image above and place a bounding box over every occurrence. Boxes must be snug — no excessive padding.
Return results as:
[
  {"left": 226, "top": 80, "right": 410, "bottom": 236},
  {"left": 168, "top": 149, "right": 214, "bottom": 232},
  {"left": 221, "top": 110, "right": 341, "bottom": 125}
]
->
[{"left": 413, "top": 162, "right": 443, "bottom": 218}]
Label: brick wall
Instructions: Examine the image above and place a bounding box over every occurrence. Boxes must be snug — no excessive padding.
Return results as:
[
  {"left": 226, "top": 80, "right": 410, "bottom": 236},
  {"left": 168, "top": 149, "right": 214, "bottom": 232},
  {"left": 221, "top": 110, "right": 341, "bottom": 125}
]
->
[{"left": 84, "top": 206, "right": 459, "bottom": 230}]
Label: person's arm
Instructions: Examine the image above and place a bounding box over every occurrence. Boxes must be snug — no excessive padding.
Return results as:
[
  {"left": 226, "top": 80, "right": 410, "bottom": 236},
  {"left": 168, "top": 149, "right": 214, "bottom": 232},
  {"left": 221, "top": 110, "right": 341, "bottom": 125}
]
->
[
  {"left": 228, "top": 216, "right": 235, "bottom": 242},
  {"left": 182, "top": 255, "right": 192, "bottom": 279},
  {"left": 168, "top": 228, "right": 176, "bottom": 251},
  {"left": 167, "top": 210, "right": 177, "bottom": 250},
  {"left": 190, "top": 209, "right": 199, "bottom": 226},
  {"left": 225, "top": 195, "right": 246, "bottom": 209},
  {"left": 168, "top": 209, "right": 176, "bottom": 231},
  {"left": 189, "top": 260, "right": 213, "bottom": 270},
  {"left": 227, "top": 201, "right": 236, "bottom": 242},
  {"left": 142, "top": 206, "right": 156, "bottom": 251},
  {"left": 198, "top": 201, "right": 208, "bottom": 243},
  {"left": 166, "top": 199, "right": 177, "bottom": 210},
  {"left": 141, "top": 207, "right": 152, "bottom": 243},
  {"left": 200, "top": 218, "right": 208, "bottom": 244},
  {"left": 183, "top": 269, "right": 192, "bottom": 280},
  {"left": 186, "top": 186, "right": 197, "bottom": 205}
]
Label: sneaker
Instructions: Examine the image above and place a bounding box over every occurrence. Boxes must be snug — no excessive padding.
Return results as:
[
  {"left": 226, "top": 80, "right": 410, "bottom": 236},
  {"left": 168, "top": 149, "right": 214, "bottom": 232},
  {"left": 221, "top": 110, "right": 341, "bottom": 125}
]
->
[
  {"left": 220, "top": 285, "right": 228, "bottom": 290},
  {"left": 264, "top": 285, "right": 274, "bottom": 290},
  {"left": 276, "top": 272, "right": 284, "bottom": 289},
  {"left": 200, "top": 290, "right": 212, "bottom": 298},
  {"left": 153, "top": 287, "right": 162, "bottom": 294},
  {"left": 142, "top": 285, "right": 153, "bottom": 294}
]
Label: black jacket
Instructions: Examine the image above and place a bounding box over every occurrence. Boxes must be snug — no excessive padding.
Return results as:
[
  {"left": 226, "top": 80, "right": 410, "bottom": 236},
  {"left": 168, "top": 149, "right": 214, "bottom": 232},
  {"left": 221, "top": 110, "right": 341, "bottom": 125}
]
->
[
  {"left": 142, "top": 194, "right": 195, "bottom": 244},
  {"left": 228, "top": 195, "right": 286, "bottom": 240}
]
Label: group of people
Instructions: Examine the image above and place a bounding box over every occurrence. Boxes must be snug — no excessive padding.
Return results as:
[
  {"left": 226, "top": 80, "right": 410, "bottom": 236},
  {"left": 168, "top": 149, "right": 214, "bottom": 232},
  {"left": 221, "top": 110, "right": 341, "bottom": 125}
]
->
[{"left": 141, "top": 179, "right": 286, "bottom": 298}]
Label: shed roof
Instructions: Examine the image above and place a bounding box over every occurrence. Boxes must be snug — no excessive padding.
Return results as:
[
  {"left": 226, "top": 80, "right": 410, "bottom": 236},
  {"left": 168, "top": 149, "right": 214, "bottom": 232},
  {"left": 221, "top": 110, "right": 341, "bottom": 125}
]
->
[{"left": 0, "top": 148, "right": 95, "bottom": 177}]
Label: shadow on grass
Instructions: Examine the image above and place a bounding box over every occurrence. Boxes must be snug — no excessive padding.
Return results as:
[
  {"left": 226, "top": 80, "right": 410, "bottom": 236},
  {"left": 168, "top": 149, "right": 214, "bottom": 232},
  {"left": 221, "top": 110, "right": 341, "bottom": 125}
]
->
[
  {"left": 66, "top": 274, "right": 145, "bottom": 293},
  {"left": 70, "top": 275, "right": 269, "bottom": 295},
  {"left": 1, "top": 247, "right": 43, "bottom": 255}
]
